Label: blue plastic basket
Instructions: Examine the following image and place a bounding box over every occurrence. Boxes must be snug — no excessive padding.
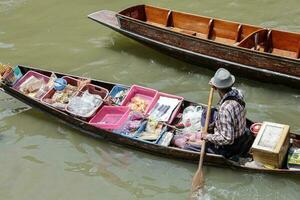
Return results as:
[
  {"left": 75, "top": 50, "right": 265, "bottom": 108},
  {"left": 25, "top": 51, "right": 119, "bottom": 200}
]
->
[
  {"left": 109, "top": 85, "right": 129, "bottom": 97},
  {"left": 109, "top": 85, "right": 129, "bottom": 105},
  {"left": 134, "top": 120, "right": 167, "bottom": 144}
]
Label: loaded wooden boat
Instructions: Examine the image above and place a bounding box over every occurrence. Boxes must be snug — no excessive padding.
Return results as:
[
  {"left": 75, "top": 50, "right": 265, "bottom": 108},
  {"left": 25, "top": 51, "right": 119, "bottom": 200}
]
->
[
  {"left": 88, "top": 5, "right": 300, "bottom": 89},
  {"left": 1, "top": 65, "right": 300, "bottom": 175}
]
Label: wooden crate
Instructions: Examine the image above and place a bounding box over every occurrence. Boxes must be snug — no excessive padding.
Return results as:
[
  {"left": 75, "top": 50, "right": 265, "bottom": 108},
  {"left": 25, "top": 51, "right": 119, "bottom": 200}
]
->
[{"left": 251, "top": 122, "right": 290, "bottom": 168}]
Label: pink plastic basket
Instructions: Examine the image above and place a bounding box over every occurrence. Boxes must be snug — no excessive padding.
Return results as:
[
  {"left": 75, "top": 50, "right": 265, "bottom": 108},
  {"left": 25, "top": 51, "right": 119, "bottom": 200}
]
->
[
  {"left": 121, "top": 85, "right": 158, "bottom": 114},
  {"left": 12, "top": 70, "right": 50, "bottom": 100},
  {"left": 89, "top": 106, "right": 130, "bottom": 130},
  {"left": 65, "top": 84, "right": 109, "bottom": 118}
]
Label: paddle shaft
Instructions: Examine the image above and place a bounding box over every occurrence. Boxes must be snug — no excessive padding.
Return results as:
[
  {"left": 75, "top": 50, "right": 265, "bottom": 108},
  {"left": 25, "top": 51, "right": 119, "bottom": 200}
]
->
[
  {"left": 199, "top": 86, "right": 214, "bottom": 171},
  {"left": 191, "top": 86, "right": 214, "bottom": 193}
]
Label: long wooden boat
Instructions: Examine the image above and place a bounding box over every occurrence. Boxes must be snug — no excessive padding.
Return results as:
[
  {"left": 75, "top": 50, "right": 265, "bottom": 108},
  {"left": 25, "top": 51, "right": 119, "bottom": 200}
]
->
[
  {"left": 88, "top": 5, "right": 300, "bottom": 89},
  {"left": 1, "top": 65, "right": 300, "bottom": 175}
]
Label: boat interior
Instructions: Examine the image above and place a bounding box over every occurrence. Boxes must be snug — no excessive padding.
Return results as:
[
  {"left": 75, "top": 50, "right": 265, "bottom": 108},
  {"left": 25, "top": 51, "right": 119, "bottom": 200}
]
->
[
  {"left": 118, "top": 5, "right": 300, "bottom": 59},
  {"left": 2, "top": 65, "right": 300, "bottom": 171}
]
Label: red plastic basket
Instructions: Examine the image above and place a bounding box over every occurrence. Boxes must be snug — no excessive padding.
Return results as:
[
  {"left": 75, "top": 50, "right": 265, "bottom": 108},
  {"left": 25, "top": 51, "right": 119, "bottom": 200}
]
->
[
  {"left": 65, "top": 83, "right": 109, "bottom": 118},
  {"left": 89, "top": 106, "right": 130, "bottom": 130},
  {"left": 41, "top": 76, "right": 80, "bottom": 109}
]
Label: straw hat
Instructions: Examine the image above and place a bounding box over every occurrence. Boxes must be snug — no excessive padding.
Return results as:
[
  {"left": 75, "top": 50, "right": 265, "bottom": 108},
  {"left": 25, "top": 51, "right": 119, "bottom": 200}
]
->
[{"left": 210, "top": 68, "right": 235, "bottom": 89}]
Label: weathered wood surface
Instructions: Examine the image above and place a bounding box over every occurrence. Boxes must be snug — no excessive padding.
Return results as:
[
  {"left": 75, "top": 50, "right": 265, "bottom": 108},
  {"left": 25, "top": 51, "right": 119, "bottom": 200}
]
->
[{"left": 88, "top": 9, "right": 300, "bottom": 89}]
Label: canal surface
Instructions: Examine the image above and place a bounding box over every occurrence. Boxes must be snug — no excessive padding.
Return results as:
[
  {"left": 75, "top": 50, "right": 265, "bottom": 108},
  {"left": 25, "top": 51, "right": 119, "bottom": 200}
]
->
[{"left": 0, "top": 0, "right": 299, "bottom": 199}]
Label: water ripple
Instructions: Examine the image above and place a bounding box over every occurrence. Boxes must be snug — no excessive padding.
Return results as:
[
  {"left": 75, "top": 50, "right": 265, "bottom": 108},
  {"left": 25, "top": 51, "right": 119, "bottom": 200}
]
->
[
  {"left": 22, "top": 155, "right": 44, "bottom": 164},
  {"left": 88, "top": 37, "right": 115, "bottom": 48},
  {"left": 0, "top": 106, "right": 30, "bottom": 121},
  {"left": 0, "top": 0, "right": 26, "bottom": 13},
  {"left": 0, "top": 42, "right": 14, "bottom": 49}
]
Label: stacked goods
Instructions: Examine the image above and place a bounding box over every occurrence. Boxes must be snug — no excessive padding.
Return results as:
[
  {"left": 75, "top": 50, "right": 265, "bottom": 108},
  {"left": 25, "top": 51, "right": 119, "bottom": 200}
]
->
[
  {"left": 113, "top": 112, "right": 144, "bottom": 137},
  {"left": 135, "top": 119, "right": 165, "bottom": 142},
  {"left": 67, "top": 90, "right": 102, "bottom": 117},
  {"left": 0, "top": 64, "right": 15, "bottom": 80},
  {"left": 121, "top": 85, "right": 157, "bottom": 114},
  {"left": 0, "top": 63, "right": 9, "bottom": 78},
  {"left": 14, "top": 71, "right": 55, "bottom": 99},
  {"left": 42, "top": 77, "right": 81, "bottom": 109},
  {"left": 2, "top": 65, "right": 22, "bottom": 85},
  {"left": 287, "top": 147, "right": 300, "bottom": 170},
  {"left": 43, "top": 85, "right": 78, "bottom": 109},
  {"left": 147, "top": 93, "right": 183, "bottom": 123},
  {"left": 251, "top": 122, "right": 290, "bottom": 168},
  {"left": 157, "top": 131, "right": 174, "bottom": 146},
  {"left": 128, "top": 96, "right": 148, "bottom": 113},
  {"left": 67, "top": 84, "right": 108, "bottom": 118},
  {"left": 109, "top": 85, "right": 129, "bottom": 105},
  {"left": 19, "top": 76, "right": 43, "bottom": 95}
]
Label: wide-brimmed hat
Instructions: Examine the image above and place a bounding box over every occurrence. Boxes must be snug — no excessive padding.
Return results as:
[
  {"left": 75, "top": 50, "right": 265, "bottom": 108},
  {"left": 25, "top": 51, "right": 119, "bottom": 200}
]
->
[{"left": 210, "top": 68, "right": 235, "bottom": 89}]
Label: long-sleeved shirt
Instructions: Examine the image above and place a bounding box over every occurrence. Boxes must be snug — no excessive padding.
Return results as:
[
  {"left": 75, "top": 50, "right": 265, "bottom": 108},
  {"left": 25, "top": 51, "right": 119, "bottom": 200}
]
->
[{"left": 206, "top": 88, "right": 246, "bottom": 146}]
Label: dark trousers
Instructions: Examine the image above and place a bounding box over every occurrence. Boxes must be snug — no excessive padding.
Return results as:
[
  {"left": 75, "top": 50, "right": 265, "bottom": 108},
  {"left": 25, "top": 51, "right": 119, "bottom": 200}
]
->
[
  {"left": 184, "top": 129, "right": 254, "bottom": 158},
  {"left": 206, "top": 129, "right": 255, "bottom": 158}
]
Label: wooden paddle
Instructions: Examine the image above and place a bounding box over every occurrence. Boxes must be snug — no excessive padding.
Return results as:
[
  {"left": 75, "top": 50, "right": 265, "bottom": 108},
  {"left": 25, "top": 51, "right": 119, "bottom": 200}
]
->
[{"left": 191, "top": 86, "right": 214, "bottom": 197}]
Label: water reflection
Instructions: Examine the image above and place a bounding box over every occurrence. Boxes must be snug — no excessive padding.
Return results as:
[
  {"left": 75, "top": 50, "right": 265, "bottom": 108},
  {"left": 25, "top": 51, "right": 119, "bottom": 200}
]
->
[{"left": 64, "top": 143, "right": 188, "bottom": 199}]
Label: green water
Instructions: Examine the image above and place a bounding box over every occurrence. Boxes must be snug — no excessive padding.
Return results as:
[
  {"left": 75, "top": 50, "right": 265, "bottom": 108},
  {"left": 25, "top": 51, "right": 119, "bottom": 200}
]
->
[{"left": 0, "top": 0, "right": 300, "bottom": 199}]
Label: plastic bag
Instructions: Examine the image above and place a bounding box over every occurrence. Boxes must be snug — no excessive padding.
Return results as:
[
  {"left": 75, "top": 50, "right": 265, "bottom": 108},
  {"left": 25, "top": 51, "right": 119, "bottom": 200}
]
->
[
  {"left": 34, "top": 73, "right": 57, "bottom": 99},
  {"left": 179, "top": 106, "right": 203, "bottom": 134}
]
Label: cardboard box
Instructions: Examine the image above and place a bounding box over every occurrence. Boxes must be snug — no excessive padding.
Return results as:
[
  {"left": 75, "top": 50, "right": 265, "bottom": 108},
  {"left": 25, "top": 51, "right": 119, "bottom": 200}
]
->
[{"left": 251, "top": 122, "right": 290, "bottom": 168}]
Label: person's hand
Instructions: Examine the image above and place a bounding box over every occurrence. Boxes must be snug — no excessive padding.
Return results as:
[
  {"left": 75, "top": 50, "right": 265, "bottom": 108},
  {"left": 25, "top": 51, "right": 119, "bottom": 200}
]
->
[
  {"left": 201, "top": 132, "right": 208, "bottom": 141},
  {"left": 208, "top": 81, "right": 217, "bottom": 89}
]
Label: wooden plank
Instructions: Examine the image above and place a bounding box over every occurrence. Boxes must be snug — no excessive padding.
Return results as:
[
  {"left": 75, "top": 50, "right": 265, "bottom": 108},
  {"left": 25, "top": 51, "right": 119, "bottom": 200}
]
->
[
  {"left": 207, "top": 18, "right": 214, "bottom": 39},
  {"left": 235, "top": 24, "right": 243, "bottom": 42}
]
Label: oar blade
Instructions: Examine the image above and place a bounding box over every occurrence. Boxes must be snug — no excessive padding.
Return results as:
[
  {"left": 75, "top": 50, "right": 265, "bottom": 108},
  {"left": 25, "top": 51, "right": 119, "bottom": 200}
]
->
[{"left": 191, "top": 168, "right": 204, "bottom": 192}]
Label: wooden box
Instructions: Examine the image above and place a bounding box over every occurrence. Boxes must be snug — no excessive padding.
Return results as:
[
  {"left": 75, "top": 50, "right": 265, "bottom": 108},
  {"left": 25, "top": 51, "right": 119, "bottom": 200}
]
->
[{"left": 251, "top": 122, "right": 290, "bottom": 168}]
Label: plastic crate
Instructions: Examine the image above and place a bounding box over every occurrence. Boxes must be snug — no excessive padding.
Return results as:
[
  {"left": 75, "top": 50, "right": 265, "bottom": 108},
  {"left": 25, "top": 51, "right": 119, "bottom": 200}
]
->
[
  {"left": 12, "top": 70, "right": 50, "bottom": 100},
  {"left": 89, "top": 106, "right": 130, "bottom": 130},
  {"left": 78, "top": 83, "right": 109, "bottom": 100},
  {"left": 121, "top": 85, "right": 158, "bottom": 114},
  {"left": 41, "top": 76, "right": 80, "bottom": 109},
  {"left": 65, "top": 83, "right": 109, "bottom": 118},
  {"left": 146, "top": 92, "right": 184, "bottom": 124}
]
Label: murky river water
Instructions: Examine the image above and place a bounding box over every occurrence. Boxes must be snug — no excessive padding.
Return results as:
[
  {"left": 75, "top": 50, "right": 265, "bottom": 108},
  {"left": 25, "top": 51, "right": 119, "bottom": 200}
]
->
[{"left": 0, "top": 0, "right": 300, "bottom": 199}]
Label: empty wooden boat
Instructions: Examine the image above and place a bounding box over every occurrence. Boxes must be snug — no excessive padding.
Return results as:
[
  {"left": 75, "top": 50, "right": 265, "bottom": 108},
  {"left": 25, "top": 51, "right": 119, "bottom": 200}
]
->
[
  {"left": 1, "top": 65, "right": 300, "bottom": 176},
  {"left": 88, "top": 5, "right": 300, "bottom": 89}
]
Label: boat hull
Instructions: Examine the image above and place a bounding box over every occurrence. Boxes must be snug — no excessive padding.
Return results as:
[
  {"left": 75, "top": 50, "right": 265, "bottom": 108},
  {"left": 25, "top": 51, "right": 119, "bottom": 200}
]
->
[
  {"left": 88, "top": 10, "right": 300, "bottom": 89},
  {"left": 1, "top": 65, "right": 300, "bottom": 175}
]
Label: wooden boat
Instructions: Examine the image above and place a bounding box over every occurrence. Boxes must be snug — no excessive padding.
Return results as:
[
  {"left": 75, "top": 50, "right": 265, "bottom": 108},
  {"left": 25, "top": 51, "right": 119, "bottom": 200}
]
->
[
  {"left": 88, "top": 5, "right": 300, "bottom": 89},
  {"left": 1, "top": 65, "right": 300, "bottom": 175}
]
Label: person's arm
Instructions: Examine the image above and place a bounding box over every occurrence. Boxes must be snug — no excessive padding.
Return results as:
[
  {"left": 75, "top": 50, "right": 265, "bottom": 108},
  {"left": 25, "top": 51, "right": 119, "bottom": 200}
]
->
[{"left": 205, "top": 106, "right": 235, "bottom": 145}]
